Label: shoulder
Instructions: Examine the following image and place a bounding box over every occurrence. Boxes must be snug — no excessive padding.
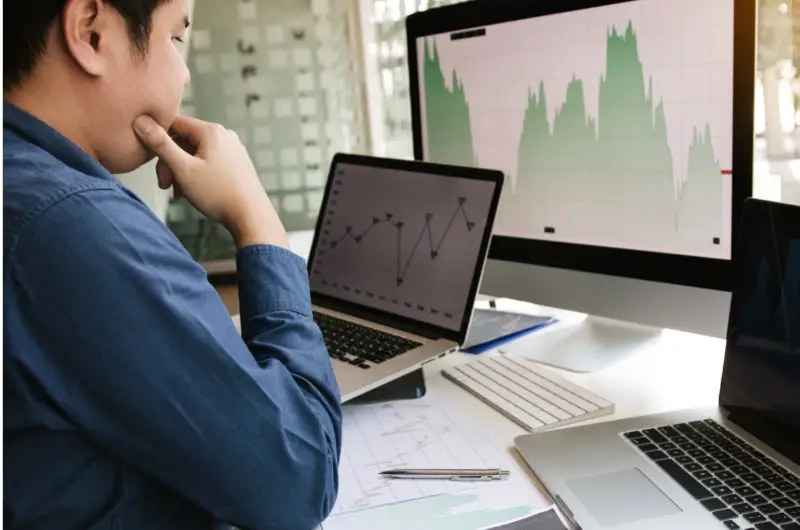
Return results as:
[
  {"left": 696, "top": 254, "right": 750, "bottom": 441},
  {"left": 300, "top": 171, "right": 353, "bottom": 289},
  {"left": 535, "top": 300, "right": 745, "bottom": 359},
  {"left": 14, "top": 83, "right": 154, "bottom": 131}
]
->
[
  {"left": 4, "top": 137, "right": 195, "bottom": 276},
  {"left": 4, "top": 134, "right": 117, "bottom": 256}
]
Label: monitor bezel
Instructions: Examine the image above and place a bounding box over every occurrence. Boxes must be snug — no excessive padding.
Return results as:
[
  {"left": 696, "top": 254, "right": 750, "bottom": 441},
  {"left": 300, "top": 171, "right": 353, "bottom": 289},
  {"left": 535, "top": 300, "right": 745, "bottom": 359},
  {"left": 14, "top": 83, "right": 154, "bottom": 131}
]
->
[
  {"left": 406, "top": 0, "right": 756, "bottom": 292},
  {"left": 719, "top": 197, "right": 800, "bottom": 464},
  {"left": 307, "top": 152, "right": 505, "bottom": 344}
]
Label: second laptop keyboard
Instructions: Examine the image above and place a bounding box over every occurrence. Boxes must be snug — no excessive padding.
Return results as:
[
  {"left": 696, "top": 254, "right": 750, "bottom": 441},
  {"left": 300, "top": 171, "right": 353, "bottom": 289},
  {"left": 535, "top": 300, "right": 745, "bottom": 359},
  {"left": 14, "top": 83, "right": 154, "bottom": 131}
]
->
[
  {"left": 442, "top": 354, "right": 614, "bottom": 431},
  {"left": 313, "top": 312, "right": 422, "bottom": 369},
  {"left": 624, "top": 419, "right": 800, "bottom": 529}
]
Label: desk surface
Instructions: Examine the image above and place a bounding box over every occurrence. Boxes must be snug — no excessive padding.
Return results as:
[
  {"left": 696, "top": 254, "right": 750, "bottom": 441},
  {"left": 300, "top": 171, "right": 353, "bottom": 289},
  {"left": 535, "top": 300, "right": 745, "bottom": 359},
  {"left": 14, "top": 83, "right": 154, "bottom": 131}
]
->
[
  {"left": 316, "top": 302, "right": 727, "bottom": 529},
  {"left": 218, "top": 233, "right": 728, "bottom": 528},
  {"left": 422, "top": 310, "right": 725, "bottom": 446}
]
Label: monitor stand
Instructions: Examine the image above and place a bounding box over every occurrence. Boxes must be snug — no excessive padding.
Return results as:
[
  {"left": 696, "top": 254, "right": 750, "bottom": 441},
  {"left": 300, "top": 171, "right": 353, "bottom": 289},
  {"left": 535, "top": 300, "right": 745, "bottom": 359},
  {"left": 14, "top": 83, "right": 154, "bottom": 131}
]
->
[{"left": 520, "top": 316, "right": 663, "bottom": 373}]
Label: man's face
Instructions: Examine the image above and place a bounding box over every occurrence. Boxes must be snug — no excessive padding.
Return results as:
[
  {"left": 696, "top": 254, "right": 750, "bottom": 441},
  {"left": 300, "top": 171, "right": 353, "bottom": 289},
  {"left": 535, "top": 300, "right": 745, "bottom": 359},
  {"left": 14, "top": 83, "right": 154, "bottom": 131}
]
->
[{"left": 92, "top": 0, "right": 190, "bottom": 174}]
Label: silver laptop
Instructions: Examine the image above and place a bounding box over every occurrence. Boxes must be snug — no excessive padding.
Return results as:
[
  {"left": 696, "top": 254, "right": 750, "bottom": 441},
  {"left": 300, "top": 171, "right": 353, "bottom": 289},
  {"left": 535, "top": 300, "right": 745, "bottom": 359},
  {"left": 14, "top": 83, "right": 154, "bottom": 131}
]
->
[
  {"left": 307, "top": 153, "right": 504, "bottom": 403},
  {"left": 514, "top": 198, "right": 800, "bottom": 530}
]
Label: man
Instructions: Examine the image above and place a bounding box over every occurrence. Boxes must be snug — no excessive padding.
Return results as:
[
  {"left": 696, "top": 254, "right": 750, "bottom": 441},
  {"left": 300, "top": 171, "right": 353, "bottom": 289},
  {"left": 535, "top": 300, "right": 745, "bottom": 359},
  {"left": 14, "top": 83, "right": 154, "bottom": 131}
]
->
[{"left": 4, "top": 1, "right": 342, "bottom": 529}]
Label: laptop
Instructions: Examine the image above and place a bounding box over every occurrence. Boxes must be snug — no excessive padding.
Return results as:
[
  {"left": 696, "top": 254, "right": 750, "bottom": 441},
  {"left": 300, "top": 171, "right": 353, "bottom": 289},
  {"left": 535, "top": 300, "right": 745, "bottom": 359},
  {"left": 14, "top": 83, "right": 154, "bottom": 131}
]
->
[
  {"left": 514, "top": 197, "right": 800, "bottom": 530},
  {"left": 307, "top": 153, "right": 504, "bottom": 403}
]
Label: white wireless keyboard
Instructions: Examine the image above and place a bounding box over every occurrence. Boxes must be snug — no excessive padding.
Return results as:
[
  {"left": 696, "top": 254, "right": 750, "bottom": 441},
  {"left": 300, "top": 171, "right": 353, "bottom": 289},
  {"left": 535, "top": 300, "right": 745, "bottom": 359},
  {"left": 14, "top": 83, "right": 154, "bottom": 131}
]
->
[{"left": 442, "top": 354, "right": 614, "bottom": 432}]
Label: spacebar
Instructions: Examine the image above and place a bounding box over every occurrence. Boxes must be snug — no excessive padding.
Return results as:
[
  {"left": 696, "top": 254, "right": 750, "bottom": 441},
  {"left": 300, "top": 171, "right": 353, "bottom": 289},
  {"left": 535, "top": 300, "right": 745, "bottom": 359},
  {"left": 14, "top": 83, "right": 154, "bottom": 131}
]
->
[{"left": 655, "top": 459, "right": 713, "bottom": 500}]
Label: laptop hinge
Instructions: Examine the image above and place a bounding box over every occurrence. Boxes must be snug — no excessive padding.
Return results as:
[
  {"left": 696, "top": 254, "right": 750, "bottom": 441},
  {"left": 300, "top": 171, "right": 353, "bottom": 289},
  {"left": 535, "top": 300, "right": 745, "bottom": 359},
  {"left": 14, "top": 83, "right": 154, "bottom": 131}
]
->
[
  {"left": 311, "top": 294, "right": 450, "bottom": 341},
  {"left": 726, "top": 410, "right": 800, "bottom": 467}
]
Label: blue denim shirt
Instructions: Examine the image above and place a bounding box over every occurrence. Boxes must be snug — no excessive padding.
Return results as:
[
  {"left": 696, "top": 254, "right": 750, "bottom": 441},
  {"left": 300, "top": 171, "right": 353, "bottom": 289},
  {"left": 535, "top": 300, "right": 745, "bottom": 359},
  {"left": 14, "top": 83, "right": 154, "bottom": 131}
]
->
[{"left": 3, "top": 102, "right": 342, "bottom": 530}]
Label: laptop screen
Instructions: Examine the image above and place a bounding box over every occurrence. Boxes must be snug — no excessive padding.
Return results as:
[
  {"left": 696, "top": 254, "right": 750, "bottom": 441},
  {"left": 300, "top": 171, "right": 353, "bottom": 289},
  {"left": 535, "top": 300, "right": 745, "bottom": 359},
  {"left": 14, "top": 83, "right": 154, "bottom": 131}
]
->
[
  {"left": 308, "top": 158, "right": 500, "bottom": 333},
  {"left": 719, "top": 199, "right": 800, "bottom": 462}
]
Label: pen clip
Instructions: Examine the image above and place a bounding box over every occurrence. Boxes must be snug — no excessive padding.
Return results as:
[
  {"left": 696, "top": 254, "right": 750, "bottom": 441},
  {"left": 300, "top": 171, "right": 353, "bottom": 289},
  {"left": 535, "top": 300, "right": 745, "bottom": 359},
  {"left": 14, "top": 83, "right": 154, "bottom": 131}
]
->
[{"left": 449, "top": 475, "right": 497, "bottom": 481}]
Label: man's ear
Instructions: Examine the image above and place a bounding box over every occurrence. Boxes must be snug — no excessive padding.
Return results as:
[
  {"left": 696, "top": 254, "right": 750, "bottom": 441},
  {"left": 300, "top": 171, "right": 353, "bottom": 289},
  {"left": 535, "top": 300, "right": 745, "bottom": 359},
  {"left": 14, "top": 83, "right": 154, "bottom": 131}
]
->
[{"left": 61, "top": 0, "right": 113, "bottom": 77}]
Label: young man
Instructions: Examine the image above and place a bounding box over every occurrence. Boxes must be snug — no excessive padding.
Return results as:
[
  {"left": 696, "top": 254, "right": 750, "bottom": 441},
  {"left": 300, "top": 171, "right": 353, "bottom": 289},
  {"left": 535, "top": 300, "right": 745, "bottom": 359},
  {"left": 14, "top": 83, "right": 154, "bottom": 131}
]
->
[{"left": 4, "top": 1, "right": 342, "bottom": 529}]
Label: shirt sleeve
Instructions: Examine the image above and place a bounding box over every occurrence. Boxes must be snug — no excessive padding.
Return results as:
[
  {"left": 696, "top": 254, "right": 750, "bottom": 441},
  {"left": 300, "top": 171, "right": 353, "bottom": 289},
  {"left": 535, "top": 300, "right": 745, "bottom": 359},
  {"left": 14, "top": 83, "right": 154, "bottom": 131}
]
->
[{"left": 10, "top": 188, "right": 342, "bottom": 530}]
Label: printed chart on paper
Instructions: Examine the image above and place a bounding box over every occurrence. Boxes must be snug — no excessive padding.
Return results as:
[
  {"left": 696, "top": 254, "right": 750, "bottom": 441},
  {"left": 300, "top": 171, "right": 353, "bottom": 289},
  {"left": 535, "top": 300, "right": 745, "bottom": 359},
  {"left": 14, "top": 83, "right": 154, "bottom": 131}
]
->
[{"left": 331, "top": 395, "right": 530, "bottom": 516}]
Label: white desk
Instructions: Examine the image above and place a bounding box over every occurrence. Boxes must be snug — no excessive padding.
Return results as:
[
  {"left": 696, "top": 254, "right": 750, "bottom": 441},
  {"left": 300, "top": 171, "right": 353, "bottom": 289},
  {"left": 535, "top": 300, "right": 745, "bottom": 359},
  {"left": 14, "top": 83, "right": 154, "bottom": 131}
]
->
[
  {"left": 322, "top": 301, "right": 727, "bottom": 529},
  {"left": 257, "top": 234, "right": 729, "bottom": 527},
  {"left": 426, "top": 300, "right": 726, "bottom": 442}
]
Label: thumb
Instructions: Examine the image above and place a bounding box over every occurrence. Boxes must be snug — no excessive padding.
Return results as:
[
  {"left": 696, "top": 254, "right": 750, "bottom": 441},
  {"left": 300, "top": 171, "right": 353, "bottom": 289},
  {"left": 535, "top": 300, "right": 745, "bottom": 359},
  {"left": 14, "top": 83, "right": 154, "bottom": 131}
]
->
[{"left": 134, "top": 116, "right": 192, "bottom": 173}]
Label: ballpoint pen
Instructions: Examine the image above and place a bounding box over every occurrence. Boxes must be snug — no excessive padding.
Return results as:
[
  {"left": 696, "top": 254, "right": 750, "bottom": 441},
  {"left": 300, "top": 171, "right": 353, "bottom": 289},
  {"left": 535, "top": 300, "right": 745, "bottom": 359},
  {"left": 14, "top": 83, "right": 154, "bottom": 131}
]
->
[{"left": 378, "top": 468, "right": 511, "bottom": 481}]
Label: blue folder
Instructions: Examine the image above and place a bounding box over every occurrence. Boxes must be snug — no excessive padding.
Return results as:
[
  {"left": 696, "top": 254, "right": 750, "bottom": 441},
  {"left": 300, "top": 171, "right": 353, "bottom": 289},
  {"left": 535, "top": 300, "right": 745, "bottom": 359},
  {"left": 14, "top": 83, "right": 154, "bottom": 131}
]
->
[{"left": 461, "top": 308, "right": 557, "bottom": 354}]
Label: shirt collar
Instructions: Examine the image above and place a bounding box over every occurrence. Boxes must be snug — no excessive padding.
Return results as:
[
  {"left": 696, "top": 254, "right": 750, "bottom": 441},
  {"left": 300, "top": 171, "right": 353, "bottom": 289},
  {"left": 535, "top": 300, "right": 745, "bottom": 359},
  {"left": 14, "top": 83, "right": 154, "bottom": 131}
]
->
[{"left": 3, "top": 100, "right": 118, "bottom": 183}]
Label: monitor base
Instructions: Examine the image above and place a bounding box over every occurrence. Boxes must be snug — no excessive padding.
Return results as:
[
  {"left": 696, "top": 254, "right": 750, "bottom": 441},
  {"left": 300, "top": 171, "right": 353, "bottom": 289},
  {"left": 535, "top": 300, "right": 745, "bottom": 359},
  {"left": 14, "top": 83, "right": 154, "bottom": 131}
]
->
[{"left": 519, "top": 316, "right": 663, "bottom": 373}]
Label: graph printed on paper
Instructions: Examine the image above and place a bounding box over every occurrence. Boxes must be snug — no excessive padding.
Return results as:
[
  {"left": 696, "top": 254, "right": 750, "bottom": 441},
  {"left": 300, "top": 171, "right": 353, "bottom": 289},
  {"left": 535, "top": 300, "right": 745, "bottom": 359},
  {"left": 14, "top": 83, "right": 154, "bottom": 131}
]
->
[
  {"left": 417, "top": 0, "right": 734, "bottom": 260},
  {"left": 331, "top": 398, "right": 521, "bottom": 516},
  {"left": 310, "top": 162, "right": 496, "bottom": 329}
]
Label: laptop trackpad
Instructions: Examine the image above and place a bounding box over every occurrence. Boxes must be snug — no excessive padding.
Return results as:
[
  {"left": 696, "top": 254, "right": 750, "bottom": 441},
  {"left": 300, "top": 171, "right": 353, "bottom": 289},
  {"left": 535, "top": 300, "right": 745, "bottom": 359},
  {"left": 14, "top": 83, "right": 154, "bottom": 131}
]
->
[{"left": 566, "top": 467, "right": 681, "bottom": 526}]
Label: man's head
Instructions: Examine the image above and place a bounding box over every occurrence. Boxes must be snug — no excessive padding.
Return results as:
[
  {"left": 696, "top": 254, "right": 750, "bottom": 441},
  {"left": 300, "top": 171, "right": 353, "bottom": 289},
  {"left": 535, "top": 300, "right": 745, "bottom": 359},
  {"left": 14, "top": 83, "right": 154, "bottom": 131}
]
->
[{"left": 4, "top": 0, "right": 191, "bottom": 174}]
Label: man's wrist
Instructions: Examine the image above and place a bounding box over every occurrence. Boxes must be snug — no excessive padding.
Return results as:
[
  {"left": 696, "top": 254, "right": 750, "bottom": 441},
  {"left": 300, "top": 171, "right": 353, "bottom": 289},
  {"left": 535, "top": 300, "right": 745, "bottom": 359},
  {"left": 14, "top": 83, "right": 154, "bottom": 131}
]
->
[{"left": 229, "top": 213, "right": 289, "bottom": 250}]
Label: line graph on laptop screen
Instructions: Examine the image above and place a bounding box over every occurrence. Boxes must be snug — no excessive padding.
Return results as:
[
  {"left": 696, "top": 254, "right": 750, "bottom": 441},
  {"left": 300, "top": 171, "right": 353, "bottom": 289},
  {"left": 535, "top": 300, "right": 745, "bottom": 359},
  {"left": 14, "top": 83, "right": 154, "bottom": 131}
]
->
[{"left": 308, "top": 162, "right": 496, "bottom": 331}]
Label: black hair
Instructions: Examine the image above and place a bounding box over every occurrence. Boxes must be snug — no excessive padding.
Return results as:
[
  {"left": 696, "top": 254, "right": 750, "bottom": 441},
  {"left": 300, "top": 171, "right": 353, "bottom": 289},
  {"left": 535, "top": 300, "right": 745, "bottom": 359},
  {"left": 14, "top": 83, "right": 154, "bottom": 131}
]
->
[{"left": 3, "top": 0, "right": 170, "bottom": 90}]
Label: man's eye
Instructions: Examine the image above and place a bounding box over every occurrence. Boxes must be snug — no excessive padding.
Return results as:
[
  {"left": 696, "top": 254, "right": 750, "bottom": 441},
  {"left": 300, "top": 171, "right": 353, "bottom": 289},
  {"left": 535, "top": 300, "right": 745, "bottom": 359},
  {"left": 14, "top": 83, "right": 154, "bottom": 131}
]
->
[{"left": 172, "top": 37, "right": 185, "bottom": 43}]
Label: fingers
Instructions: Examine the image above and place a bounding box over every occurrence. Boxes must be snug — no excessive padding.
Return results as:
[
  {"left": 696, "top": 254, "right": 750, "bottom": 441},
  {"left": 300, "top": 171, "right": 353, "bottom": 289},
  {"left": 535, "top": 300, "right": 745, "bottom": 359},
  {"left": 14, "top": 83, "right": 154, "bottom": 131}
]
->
[
  {"left": 133, "top": 116, "right": 193, "bottom": 173},
  {"left": 168, "top": 115, "right": 219, "bottom": 140},
  {"left": 155, "top": 159, "right": 174, "bottom": 190}
]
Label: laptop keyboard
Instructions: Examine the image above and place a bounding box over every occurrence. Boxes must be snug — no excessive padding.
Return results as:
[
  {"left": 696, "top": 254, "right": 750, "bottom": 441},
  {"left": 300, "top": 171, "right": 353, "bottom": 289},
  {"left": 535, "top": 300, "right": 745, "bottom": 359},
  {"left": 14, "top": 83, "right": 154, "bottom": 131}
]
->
[
  {"left": 312, "top": 312, "right": 423, "bottom": 370},
  {"left": 624, "top": 419, "right": 800, "bottom": 530}
]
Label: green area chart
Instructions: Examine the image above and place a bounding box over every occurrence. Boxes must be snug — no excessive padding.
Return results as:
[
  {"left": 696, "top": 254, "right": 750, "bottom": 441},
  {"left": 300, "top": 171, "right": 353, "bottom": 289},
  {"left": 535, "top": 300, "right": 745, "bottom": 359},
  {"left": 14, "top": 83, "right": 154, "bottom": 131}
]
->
[{"left": 423, "top": 23, "right": 725, "bottom": 246}]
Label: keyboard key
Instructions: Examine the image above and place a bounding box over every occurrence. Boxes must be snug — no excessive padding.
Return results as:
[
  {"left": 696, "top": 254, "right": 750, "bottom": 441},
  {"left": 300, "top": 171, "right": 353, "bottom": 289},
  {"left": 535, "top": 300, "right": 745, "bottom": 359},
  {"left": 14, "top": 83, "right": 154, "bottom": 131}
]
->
[
  {"left": 733, "top": 503, "right": 755, "bottom": 514},
  {"left": 773, "top": 497, "right": 795, "bottom": 509},
  {"left": 785, "top": 505, "right": 800, "bottom": 517},
  {"left": 779, "top": 523, "right": 800, "bottom": 530},
  {"left": 658, "top": 426, "right": 681, "bottom": 438},
  {"left": 643, "top": 429, "right": 667, "bottom": 443},
  {"left": 753, "top": 523, "right": 779, "bottom": 530},
  {"left": 723, "top": 494, "right": 743, "bottom": 504},
  {"left": 655, "top": 459, "right": 712, "bottom": 500},
  {"left": 745, "top": 495, "right": 768, "bottom": 506},
  {"left": 714, "top": 509, "right": 738, "bottom": 521},
  {"left": 768, "top": 512, "right": 790, "bottom": 524},
  {"left": 744, "top": 512, "right": 767, "bottom": 523},
  {"left": 723, "top": 521, "right": 740, "bottom": 529},
  {"left": 645, "top": 450, "right": 670, "bottom": 461},
  {"left": 702, "top": 498, "right": 726, "bottom": 511}
]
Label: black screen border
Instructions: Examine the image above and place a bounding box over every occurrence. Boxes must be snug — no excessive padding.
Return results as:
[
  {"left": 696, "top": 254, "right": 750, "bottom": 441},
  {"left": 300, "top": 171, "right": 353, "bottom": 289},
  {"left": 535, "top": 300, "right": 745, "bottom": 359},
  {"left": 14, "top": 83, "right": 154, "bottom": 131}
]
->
[
  {"left": 719, "top": 198, "right": 800, "bottom": 464},
  {"left": 307, "top": 152, "right": 504, "bottom": 344},
  {"left": 406, "top": 0, "right": 756, "bottom": 292}
]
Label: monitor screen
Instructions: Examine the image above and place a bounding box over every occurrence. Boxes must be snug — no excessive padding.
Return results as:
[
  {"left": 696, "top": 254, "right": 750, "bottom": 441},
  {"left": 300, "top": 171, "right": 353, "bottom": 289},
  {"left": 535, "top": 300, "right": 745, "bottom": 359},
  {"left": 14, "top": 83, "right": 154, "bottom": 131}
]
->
[
  {"left": 720, "top": 201, "right": 800, "bottom": 462},
  {"left": 308, "top": 160, "right": 499, "bottom": 332},
  {"left": 415, "top": 0, "right": 734, "bottom": 261}
]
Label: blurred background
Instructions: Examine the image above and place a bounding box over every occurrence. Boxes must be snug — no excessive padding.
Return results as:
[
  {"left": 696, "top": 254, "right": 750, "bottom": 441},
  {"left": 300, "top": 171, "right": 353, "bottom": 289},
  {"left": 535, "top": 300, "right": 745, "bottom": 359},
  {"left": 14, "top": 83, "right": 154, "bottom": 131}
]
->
[{"left": 116, "top": 0, "right": 800, "bottom": 266}]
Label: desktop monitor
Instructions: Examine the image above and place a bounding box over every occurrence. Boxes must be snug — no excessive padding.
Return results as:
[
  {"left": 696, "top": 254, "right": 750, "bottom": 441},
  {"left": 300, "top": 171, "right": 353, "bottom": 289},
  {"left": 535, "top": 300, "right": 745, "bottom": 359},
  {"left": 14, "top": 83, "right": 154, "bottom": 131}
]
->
[{"left": 406, "top": 0, "right": 757, "bottom": 372}]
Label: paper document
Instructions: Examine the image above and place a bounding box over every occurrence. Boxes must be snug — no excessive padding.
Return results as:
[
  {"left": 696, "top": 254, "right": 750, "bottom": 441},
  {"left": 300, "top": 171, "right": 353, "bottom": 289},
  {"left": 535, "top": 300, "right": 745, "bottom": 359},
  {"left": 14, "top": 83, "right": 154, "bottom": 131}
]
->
[{"left": 329, "top": 394, "right": 547, "bottom": 521}]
